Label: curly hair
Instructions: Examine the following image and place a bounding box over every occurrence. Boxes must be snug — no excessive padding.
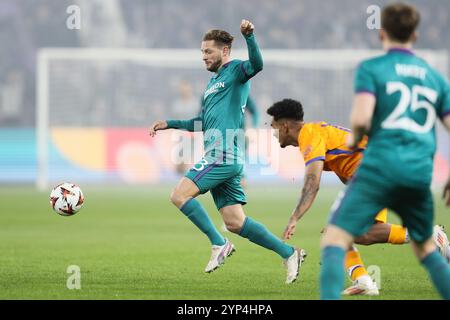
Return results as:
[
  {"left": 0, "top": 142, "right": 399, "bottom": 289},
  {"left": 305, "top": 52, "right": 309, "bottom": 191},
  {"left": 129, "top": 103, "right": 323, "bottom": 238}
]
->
[{"left": 266, "top": 99, "right": 304, "bottom": 121}]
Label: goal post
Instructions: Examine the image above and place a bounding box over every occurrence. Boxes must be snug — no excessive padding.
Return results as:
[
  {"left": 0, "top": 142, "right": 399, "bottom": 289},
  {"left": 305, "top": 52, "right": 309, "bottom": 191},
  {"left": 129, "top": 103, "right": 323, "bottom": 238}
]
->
[{"left": 36, "top": 48, "right": 449, "bottom": 190}]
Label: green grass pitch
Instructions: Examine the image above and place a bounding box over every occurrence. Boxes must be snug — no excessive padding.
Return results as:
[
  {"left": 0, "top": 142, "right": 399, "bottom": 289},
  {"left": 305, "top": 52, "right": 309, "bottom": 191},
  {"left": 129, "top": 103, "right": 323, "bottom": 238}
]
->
[{"left": 0, "top": 184, "right": 448, "bottom": 300}]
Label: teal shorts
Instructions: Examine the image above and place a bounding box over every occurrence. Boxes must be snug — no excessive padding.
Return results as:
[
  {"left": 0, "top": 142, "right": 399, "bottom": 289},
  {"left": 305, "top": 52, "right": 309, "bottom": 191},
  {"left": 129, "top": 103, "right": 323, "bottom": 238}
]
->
[
  {"left": 329, "top": 172, "right": 434, "bottom": 244},
  {"left": 185, "top": 158, "right": 246, "bottom": 210}
]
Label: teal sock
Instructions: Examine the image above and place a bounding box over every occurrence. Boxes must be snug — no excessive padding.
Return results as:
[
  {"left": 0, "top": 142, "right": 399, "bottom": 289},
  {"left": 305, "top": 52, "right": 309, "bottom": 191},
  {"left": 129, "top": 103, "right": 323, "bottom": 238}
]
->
[
  {"left": 421, "top": 250, "right": 450, "bottom": 299},
  {"left": 180, "top": 198, "right": 226, "bottom": 246},
  {"left": 239, "top": 217, "right": 294, "bottom": 259},
  {"left": 320, "top": 246, "right": 346, "bottom": 300}
]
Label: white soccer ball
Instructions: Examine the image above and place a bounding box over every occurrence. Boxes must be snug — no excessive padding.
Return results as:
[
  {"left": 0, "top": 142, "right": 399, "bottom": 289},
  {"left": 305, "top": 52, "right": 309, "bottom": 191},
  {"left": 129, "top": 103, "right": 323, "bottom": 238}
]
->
[{"left": 50, "top": 182, "right": 85, "bottom": 216}]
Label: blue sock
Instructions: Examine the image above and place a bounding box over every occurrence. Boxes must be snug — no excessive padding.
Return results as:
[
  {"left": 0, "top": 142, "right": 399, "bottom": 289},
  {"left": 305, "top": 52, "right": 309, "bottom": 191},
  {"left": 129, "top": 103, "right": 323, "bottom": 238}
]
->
[
  {"left": 239, "top": 217, "right": 294, "bottom": 259},
  {"left": 320, "top": 246, "right": 346, "bottom": 300},
  {"left": 421, "top": 250, "right": 450, "bottom": 299},
  {"left": 180, "top": 198, "right": 226, "bottom": 246}
]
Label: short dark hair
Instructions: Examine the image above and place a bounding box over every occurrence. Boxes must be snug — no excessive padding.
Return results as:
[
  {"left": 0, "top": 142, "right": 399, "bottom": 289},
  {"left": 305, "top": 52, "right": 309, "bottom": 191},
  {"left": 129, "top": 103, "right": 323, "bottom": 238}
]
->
[
  {"left": 202, "top": 29, "right": 234, "bottom": 49},
  {"left": 267, "top": 99, "right": 304, "bottom": 121},
  {"left": 382, "top": 3, "right": 420, "bottom": 43}
]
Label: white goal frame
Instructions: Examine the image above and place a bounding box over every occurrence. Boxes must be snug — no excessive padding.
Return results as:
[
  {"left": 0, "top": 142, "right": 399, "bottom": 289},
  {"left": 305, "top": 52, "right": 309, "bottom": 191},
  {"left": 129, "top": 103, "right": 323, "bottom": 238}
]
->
[{"left": 36, "top": 48, "right": 448, "bottom": 190}]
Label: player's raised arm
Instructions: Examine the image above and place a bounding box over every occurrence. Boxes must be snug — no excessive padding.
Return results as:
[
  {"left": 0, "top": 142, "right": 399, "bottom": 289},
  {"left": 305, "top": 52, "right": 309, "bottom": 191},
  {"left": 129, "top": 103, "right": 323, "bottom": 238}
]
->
[
  {"left": 238, "top": 19, "right": 263, "bottom": 82},
  {"left": 283, "top": 161, "right": 323, "bottom": 240}
]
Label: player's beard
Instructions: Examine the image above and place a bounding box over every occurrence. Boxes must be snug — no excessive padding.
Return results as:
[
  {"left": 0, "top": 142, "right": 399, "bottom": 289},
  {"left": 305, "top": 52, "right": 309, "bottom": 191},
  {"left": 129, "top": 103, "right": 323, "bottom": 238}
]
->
[{"left": 207, "top": 58, "right": 222, "bottom": 72}]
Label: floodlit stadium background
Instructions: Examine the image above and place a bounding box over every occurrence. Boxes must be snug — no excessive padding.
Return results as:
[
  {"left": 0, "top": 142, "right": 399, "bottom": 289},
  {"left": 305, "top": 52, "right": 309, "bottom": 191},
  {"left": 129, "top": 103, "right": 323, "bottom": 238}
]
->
[{"left": 0, "top": 0, "right": 448, "bottom": 188}]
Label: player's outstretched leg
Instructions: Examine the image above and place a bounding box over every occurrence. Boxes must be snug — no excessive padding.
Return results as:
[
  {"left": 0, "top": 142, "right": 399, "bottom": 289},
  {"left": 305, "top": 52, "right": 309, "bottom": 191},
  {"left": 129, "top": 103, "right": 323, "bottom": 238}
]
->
[
  {"left": 171, "top": 178, "right": 229, "bottom": 272},
  {"left": 357, "top": 223, "right": 408, "bottom": 245},
  {"left": 355, "top": 209, "right": 408, "bottom": 246},
  {"left": 220, "top": 204, "right": 307, "bottom": 284},
  {"left": 342, "top": 246, "right": 379, "bottom": 296},
  {"left": 413, "top": 239, "right": 450, "bottom": 299},
  {"left": 320, "top": 225, "right": 354, "bottom": 300}
]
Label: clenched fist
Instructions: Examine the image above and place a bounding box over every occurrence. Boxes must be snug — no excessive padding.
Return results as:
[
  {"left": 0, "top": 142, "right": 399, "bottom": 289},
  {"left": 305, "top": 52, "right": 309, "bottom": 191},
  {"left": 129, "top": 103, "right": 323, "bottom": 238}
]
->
[{"left": 240, "top": 19, "right": 254, "bottom": 36}]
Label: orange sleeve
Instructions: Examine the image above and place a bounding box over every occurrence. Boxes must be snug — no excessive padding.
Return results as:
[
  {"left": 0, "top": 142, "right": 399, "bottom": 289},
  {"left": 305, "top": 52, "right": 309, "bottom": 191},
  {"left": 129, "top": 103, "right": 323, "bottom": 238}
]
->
[{"left": 299, "top": 125, "right": 327, "bottom": 166}]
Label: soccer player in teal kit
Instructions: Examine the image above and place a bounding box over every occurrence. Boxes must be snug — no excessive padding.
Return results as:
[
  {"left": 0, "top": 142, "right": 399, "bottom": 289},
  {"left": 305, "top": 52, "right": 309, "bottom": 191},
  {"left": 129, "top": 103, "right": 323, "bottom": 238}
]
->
[
  {"left": 149, "top": 20, "right": 306, "bottom": 284},
  {"left": 320, "top": 3, "right": 450, "bottom": 299}
]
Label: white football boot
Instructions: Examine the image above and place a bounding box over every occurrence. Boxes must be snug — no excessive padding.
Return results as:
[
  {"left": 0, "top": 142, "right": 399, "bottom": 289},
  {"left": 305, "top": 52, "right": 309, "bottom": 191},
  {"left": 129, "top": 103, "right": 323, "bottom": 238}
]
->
[
  {"left": 204, "top": 239, "right": 235, "bottom": 273},
  {"left": 342, "top": 275, "right": 379, "bottom": 296},
  {"left": 284, "top": 248, "right": 307, "bottom": 284},
  {"left": 433, "top": 225, "right": 450, "bottom": 263}
]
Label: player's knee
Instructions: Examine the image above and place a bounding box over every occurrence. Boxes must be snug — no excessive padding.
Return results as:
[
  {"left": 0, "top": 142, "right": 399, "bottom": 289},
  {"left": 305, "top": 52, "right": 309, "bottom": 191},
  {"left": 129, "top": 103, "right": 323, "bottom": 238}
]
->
[
  {"left": 224, "top": 222, "right": 239, "bottom": 234},
  {"left": 224, "top": 220, "right": 243, "bottom": 234},
  {"left": 169, "top": 190, "right": 186, "bottom": 208}
]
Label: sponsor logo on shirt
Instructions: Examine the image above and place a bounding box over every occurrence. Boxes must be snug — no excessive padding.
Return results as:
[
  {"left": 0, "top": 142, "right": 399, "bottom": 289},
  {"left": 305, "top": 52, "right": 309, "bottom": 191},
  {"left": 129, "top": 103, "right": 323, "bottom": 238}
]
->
[{"left": 204, "top": 82, "right": 225, "bottom": 99}]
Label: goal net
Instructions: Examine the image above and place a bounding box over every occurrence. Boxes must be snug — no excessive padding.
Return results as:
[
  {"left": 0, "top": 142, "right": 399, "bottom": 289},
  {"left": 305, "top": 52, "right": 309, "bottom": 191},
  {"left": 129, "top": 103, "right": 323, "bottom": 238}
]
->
[{"left": 36, "top": 48, "right": 449, "bottom": 189}]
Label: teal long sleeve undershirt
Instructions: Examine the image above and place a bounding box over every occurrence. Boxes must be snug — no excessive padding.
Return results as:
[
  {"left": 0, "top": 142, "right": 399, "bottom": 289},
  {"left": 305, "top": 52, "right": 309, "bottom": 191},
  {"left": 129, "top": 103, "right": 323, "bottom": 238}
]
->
[
  {"left": 240, "top": 33, "right": 263, "bottom": 80},
  {"left": 166, "top": 116, "right": 203, "bottom": 132},
  {"left": 241, "top": 34, "right": 262, "bottom": 126}
]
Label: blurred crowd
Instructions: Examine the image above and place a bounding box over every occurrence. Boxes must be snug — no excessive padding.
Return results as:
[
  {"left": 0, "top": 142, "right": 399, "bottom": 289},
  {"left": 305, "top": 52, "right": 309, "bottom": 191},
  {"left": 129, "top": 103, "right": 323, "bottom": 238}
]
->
[{"left": 0, "top": 0, "right": 449, "bottom": 127}]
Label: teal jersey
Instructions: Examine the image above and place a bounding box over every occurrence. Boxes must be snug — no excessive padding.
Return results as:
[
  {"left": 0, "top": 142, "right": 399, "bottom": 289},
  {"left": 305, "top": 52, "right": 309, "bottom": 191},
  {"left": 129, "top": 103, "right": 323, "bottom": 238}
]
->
[
  {"left": 197, "top": 95, "right": 260, "bottom": 129},
  {"left": 201, "top": 59, "right": 250, "bottom": 161},
  {"left": 354, "top": 48, "right": 450, "bottom": 185},
  {"left": 167, "top": 34, "right": 263, "bottom": 163}
]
